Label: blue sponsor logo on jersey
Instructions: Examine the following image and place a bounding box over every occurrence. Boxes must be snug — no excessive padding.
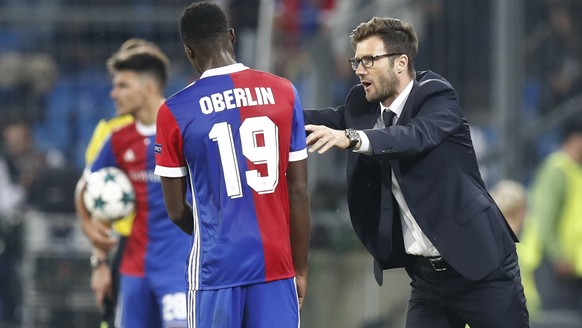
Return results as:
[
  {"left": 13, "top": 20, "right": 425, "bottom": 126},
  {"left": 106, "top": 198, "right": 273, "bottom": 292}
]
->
[{"left": 154, "top": 143, "right": 162, "bottom": 154}]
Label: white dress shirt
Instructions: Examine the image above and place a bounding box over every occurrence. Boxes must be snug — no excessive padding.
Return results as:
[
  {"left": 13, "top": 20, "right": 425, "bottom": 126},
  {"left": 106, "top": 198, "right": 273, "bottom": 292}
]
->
[{"left": 355, "top": 80, "right": 440, "bottom": 257}]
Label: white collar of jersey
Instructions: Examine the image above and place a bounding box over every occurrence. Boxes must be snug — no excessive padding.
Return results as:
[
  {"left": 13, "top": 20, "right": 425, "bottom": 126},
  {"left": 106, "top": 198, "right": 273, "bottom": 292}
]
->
[
  {"left": 136, "top": 120, "right": 156, "bottom": 136},
  {"left": 200, "top": 63, "right": 249, "bottom": 79}
]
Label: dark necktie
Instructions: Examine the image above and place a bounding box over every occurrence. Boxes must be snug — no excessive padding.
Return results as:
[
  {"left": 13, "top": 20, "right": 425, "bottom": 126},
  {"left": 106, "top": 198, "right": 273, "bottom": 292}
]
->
[
  {"left": 375, "top": 108, "right": 396, "bottom": 285},
  {"left": 383, "top": 109, "right": 395, "bottom": 127}
]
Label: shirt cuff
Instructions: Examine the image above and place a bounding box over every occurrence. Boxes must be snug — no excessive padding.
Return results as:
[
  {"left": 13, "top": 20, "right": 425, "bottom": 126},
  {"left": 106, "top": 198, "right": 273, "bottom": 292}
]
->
[{"left": 353, "top": 130, "right": 372, "bottom": 155}]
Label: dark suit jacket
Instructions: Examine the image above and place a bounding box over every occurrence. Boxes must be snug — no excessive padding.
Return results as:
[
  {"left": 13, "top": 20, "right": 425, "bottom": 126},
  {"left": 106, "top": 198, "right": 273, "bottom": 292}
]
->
[{"left": 304, "top": 70, "right": 517, "bottom": 281}]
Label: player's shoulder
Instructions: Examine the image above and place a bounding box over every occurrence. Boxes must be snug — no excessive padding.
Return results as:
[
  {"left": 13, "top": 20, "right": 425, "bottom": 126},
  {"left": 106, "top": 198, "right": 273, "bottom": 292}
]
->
[
  {"left": 106, "top": 114, "right": 134, "bottom": 128},
  {"left": 98, "top": 114, "right": 134, "bottom": 135},
  {"left": 108, "top": 116, "right": 136, "bottom": 137},
  {"left": 87, "top": 115, "right": 133, "bottom": 148},
  {"left": 163, "top": 79, "right": 199, "bottom": 108}
]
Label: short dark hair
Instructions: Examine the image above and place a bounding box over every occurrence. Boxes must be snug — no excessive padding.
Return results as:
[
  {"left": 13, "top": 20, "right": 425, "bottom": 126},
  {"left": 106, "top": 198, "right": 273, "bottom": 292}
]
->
[
  {"left": 350, "top": 17, "right": 418, "bottom": 76},
  {"left": 107, "top": 47, "right": 169, "bottom": 90},
  {"left": 180, "top": 1, "right": 229, "bottom": 48}
]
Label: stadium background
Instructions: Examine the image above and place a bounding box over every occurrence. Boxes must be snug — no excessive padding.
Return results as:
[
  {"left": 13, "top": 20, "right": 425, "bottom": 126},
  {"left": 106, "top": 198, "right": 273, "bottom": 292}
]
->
[{"left": 0, "top": 0, "right": 581, "bottom": 327}]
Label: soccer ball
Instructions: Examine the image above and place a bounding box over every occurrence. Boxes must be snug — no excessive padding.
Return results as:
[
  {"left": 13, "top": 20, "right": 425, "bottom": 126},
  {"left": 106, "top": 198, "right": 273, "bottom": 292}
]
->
[{"left": 83, "top": 167, "right": 135, "bottom": 223}]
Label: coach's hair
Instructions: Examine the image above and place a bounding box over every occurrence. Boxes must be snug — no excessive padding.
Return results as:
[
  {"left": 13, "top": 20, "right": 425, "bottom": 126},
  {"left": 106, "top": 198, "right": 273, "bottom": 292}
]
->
[
  {"left": 350, "top": 17, "right": 418, "bottom": 76},
  {"left": 180, "top": 1, "right": 230, "bottom": 49},
  {"left": 107, "top": 46, "right": 169, "bottom": 90}
]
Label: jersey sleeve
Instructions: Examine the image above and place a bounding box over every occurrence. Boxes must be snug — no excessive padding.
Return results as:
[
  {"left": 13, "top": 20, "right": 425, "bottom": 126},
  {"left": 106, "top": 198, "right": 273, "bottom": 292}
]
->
[
  {"left": 289, "top": 84, "right": 308, "bottom": 162},
  {"left": 84, "top": 119, "right": 108, "bottom": 166},
  {"left": 84, "top": 115, "right": 134, "bottom": 166},
  {"left": 85, "top": 137, "right": 118, "bottom": 179},
  {"left": 154, "top": 103, "right": 188, "bottom": 177}
]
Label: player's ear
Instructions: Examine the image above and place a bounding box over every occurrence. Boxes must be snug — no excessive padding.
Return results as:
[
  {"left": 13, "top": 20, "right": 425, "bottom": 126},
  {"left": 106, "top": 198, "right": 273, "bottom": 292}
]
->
[
  {"left": 145, "top": 78, "right": 157, "bottom": 94},
  {"left": 183, "top": 44, "right": 194, "bottom": 60},
  {"left": 229, "top": 28, "right": 236, "bottom": 46}
]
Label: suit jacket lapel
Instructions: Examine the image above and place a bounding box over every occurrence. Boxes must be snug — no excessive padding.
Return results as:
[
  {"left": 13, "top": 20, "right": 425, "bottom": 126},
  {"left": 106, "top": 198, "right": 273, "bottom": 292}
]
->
[{"left": 389, "top": 79, "right": 420, "bottom": 177}]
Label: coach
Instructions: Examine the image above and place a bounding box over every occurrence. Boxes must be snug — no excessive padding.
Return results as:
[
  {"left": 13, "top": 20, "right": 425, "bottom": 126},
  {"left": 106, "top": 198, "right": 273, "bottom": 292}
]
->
[{"left": 304, "top": 16, "right": 529, "bottom": 327}]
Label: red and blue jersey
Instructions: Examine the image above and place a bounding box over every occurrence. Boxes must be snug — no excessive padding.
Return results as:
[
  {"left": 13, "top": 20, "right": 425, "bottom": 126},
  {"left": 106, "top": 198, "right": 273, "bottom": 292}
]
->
[
  {"left": 154, "top": 64, "right": 308, "bottom": 291},
  {"left": 90, "top": 122, "right": 191, "bottom": 281}
]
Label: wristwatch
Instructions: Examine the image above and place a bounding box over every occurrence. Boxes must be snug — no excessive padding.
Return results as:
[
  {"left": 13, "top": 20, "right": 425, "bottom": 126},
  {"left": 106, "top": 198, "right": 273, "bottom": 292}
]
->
[
  {"left": 90, "top": 255, "right": 109, "bottom": 270},
  {"left": 345, "top": 128, "right": 360, "bottom": 150}
]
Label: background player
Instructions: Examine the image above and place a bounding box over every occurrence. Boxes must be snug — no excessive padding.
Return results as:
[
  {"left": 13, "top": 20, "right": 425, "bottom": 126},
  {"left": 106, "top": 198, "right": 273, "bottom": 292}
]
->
[
  {"left": 154, "top": 2, "right": 311, "bottom": 327},
  {"left": 74, "top": 45, "right": 190, "bottom": 328},
  {"left": 75, "top": 38, "right": 155, "bottom": 327}
]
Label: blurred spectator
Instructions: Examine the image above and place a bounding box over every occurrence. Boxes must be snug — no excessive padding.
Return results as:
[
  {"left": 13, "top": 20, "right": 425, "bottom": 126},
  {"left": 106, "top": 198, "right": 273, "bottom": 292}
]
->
[
  {"left": 0, "top": 120, "right": 73, "bottom": 212},
  {"left": 490, "top": 179, "right": 527, "bottom": 235},
  {"left": 0, "top": 52, "right": 58, "bottom": 123},
  {"left": 0, "top": 155, "right": 25, "bottom": 218},
  {"left": 490, "top": 179, "right": 543, "bottom": 322},
  {"left": 2, "top": 121, "right": 62, "bottom": 193},
  {"left": 519, "top": 114, "right": 582, "bottom": 326},
  {"left": 0, "top": 132, "right": 25, "bottom": 327}
]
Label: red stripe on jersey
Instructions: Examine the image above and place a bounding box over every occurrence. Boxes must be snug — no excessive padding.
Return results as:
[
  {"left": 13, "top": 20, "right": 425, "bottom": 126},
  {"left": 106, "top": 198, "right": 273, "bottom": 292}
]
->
[
  {"left": 111, "top": 124, "right": 148, "bottom": 277},
  {"left": 231, "top": 70, "right": 296, "bottom": 281}
]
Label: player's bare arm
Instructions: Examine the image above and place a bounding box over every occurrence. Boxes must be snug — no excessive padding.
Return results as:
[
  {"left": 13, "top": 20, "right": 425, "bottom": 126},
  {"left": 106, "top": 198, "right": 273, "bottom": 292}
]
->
[
  {"left": 74, "top": 176, "right": 117, "bottom": 251},
  {"left": 160, "top": 176, "right": 194, "bottom": 235},
  {"left": 305, "top": 124, "right": 354, "bottom": 154},
  {"left": 287, "top": 159, "right": 311, "bottom": 309}
]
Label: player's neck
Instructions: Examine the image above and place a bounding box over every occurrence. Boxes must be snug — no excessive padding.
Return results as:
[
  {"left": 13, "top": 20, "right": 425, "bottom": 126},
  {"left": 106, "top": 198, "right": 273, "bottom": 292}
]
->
[
  {"left": 200, "top": 52, "right": 237, "bottom": 73},
  {"left": 135, "top": 96, "right": 164, "bottom": 126}
]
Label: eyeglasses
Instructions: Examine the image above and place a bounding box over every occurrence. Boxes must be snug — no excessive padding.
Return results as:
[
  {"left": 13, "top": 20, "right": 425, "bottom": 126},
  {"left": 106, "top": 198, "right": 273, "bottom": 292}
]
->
[{"left": 348, "top": 53, "right": 402, "bottom": 71}]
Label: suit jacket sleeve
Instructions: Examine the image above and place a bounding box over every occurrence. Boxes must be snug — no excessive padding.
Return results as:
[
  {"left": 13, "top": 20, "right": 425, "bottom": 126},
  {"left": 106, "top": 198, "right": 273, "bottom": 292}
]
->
[
  {"left": 363, "top": 77, "right": 464, "bottom": 159},
  {"left": 303, "top": 105, "right": 346, "bottom": 130}
]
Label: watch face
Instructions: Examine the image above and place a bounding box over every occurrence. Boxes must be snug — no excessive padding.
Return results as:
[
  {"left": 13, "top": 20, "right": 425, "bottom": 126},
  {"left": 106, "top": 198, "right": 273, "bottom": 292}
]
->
[
  {"left": 90, "top": 256, "right": 106, "bottom": 268},
  {"left": 346, "top": 129, "right": 360, "bottom": 149}
]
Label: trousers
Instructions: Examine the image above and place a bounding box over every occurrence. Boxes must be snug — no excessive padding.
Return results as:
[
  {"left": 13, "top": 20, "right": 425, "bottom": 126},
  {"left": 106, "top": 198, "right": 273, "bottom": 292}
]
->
[{"left": 403, "top": 250, "right": 529, "bottom": 328}]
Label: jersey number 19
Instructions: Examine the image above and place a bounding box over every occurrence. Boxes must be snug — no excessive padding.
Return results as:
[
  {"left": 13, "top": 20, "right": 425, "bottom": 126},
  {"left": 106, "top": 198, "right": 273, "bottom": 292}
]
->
[{"left": 209, "top": 116, "right": 279, "bottom": 198}]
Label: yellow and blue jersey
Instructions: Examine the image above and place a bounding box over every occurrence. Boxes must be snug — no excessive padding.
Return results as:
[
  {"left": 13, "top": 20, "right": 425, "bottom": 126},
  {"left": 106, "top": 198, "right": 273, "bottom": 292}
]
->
[
  {"left": 90, "top": 121, "right": 191, "bottom": 277},
  {"left": 85, "top": 114, "right": 135, "bottom": 237}
]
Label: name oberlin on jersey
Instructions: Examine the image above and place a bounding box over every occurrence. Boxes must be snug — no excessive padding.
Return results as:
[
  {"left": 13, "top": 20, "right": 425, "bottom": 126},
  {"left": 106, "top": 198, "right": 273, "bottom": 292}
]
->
[{"left": 199, "top": 87, "right": 275, "bottom": 114}]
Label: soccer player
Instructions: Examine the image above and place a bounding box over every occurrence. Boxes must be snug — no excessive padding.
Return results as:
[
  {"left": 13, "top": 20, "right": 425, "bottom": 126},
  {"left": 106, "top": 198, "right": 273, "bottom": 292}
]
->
[
  {"left": 74, "top": 45, "right": 190, "bottom": 328},
  {"left": 154, "top": 2, "right": 311, "bottom": 327},
  {"left": 81, "top": 39, "right": 161, "bottom": 244},
  {"left": 75, "top": 38, "right": 161, "bottom": 327}
]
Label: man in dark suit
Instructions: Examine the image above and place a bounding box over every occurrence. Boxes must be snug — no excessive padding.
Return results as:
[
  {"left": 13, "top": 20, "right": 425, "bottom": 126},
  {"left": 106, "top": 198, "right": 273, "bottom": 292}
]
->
[{"left": 305, "top": 17, "right": 529, "bottom": 327}]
